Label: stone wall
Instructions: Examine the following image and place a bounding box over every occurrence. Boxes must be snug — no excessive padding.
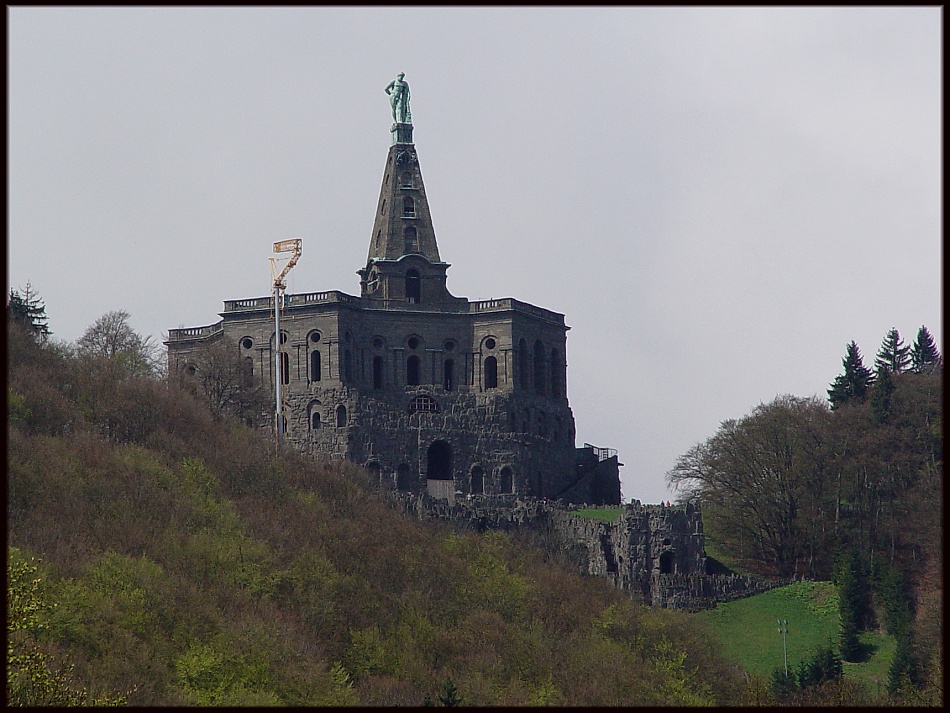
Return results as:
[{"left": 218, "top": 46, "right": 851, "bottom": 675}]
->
[{"left": 389, "top": 493, "right": 784, "bottom": 610}]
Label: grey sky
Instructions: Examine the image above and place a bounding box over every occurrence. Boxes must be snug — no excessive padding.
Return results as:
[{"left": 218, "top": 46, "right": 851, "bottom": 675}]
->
[{"left": 9, "top": 7, "right": 941, "bottom": 504}]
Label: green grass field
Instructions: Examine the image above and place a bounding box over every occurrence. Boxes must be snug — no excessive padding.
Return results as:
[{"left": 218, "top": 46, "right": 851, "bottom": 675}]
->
[
  {"left": 696, "top": 581, "right": 895, "bottom": 690},
  {"left": 572, "top": 508, "right": 624, "bottom": 522}
]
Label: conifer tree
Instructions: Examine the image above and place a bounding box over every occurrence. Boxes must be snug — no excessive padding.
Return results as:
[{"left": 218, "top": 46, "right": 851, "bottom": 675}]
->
[
  {"left": 873, "top": 327, "right": 910, "bottom": 374},
  {"left": 869, "top": 367, "right": 895, "bottom": 424},
  {"left": 910, "top": 325, "right": 942, "bottom": 374},
  {"left": 827, "top": 341, "right": 874, "bottom": 409},
  {"left": 7, "top": 282, "right": 51, "bottom": 338},
  {"left": 836, "top": 552, "right": 872, "bottom": 661}
]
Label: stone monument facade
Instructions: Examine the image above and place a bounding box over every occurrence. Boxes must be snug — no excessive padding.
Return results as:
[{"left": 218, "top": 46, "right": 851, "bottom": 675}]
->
[{"left": 166, "top": 78, "right": 618, "bottom": 505}]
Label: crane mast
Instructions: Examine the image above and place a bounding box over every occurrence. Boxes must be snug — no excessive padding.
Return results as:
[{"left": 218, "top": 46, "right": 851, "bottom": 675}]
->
[{"left": 269, "top": 238, "right": 302, "bottom": 454}]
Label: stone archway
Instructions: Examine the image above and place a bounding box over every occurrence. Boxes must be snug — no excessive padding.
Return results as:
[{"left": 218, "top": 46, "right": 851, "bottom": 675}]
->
[
  {"left": 426, "top": 441, "right": 455, "bottom": 503},
  {"left": 659, "top": 550, "right": 675, "bottom": 574},
  {"left": 426, "top": 440, "right": 452, "bottom": 480}
]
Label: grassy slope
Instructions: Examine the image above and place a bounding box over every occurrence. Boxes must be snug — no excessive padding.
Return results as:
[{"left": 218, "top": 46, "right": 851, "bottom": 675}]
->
[{"left": 696, "top": 581, "right": 895, "bottom": 691}]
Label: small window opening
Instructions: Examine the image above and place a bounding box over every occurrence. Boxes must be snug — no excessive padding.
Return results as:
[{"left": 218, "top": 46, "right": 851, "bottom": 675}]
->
[
  {"left": 533, "top": 340, "right": 546, "bottom": 394},
  {"left": 373, "top": 356, "right": 384, "bottom": 389},
  {"left": 443, "top": 358, "right": 455, "bottom": 391},
  {"left": 471, "top": 466, "right": 484, "bottom": 495},
  {"left": 242, "top": 357, "right": 254, "bottom": 388},
  {"left": 499, "top": 466, "right": 513, "bottom": 494},
  {"left": 310, "top": 350, "right": 322, "bottom": 382},
  {"left": 280, "top": 352, "right": 289, "bottom": 385},
  {"left": 343, "top": 349, "right": 353, "bottom": 382},
  {"left": 406, "top": 269, "right": 421, "bottom": 303},
  {"left": 403, "top": 195, "right": 415, "bottom": 217},
  {"left": 310, "top": 411, "right": 321, "bottom": 430},
  {"left": 336, "top": 404, "right": 347, "bottom": 427},
  {"left": 407, "top": 355, "right": 421, "bottom": 385},
  {"left": 518, "top": 338, "right": 529, "bottom": 388},
  {"left": 484, "top": 356, "right": 498, "bottom": 389}
]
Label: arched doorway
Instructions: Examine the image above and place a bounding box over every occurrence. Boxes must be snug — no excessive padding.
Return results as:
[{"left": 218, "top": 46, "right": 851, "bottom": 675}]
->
[
  {"left": 426, "top": 440, "right": 452, "bottom": 481},
  {"left": 659, "top": 550, "right": 675, "bottom": 574}
]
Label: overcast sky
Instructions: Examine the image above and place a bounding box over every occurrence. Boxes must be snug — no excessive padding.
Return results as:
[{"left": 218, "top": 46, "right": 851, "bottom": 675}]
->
[{"left": 9, "top": 7, "right": 942, "bottom": 504}]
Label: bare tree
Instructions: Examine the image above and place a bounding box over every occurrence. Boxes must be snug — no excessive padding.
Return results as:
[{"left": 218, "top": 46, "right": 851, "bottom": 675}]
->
[
  {"left": 175, "top": 338, "right": 266, "bottom": 424},
  {"left": 76, "top": 310, "right": 162, "bottom": 378}
]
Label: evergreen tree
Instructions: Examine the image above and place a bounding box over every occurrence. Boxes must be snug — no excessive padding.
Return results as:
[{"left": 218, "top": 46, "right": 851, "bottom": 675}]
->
[
  {"left": 869, "top": 366, "right": 895, "bottom": 424},
  {"left": 827, "top": 341, "right": 874, "bottom": 409},
  {"left": 910, "top": 325, "right": 942, "bottom": 374},
  {"left": 7, "top": 282, "right": 51, "bottom": 338},
  {"left": 874, "top": 327, "right": 910, "bottom": 374},
  {"left": 437, "top": 680, "right": 462, "bottom": 707},
  {"left": 770, "top": 668, "right": 796, "bottom": 701},
  {"left": 836, "top": 552, "right": 871, "bottom": 661}
]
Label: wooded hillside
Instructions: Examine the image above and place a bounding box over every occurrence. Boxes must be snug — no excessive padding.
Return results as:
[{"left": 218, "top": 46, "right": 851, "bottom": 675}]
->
[{"left": 8, "top": 318, "right": 745, "bottom": 706}]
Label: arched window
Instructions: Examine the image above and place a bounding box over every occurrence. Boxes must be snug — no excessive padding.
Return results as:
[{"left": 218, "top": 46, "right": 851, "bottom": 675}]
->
[
  {"left": 310, "top": 411, "right": 321, "bottom": 430},
  {"left": 405, "top": 269, "right": 421, "bottom": 302},
  {"left": 310, "top": 350, "right": 322, "bottom": 382},
  {"left": 404, "top": 226, "right": 418, "bottom": 254},
  {"left": 499, "top": 466, "right": 513, "bottom": 494},
  {"left": 400, "top": 171, "right": 413, "bottom": 188},
  {"left": 242, "top": 356, "right": 254, "bottom": 388},
  {"left": 336, "top": 404, "right": 347, "bottom": 427},
  {"left": 426, "top": 440, "right": 452, "bottom": 481},
  {"left": 484, "top": 356, "right": 498, "bottom": 389},
  {"left": 403, "top": 195, "right": 415, "bottom": 217},
  {"left": 408, "top": 395, "right": 439, "bottom": 413},
  {"left": 518, "top": 338, "right": 529, "bottom": 388},
  {"left": 533, "top": 340, "right": 545, "bottom": 394},
  {"left": 396, "top": 463, "right": 411, "bottom": 492},
  {"left": 471, "top": 466, "right": 484, "bottom": 495},
  {"left": 443, "top": 358, "right": 455, "bottom": 391},
  {"left": 366, "top": 460, "right": 381, "bottom": 483},
  {"left": 550, "top": 348, "right": 560, "bottom": 397},
  {"left": 373, "top": 356, "right": 383, "bottom": 390},
  {"left": 406, "top": 355, "right": 421, "bottom": 385}
]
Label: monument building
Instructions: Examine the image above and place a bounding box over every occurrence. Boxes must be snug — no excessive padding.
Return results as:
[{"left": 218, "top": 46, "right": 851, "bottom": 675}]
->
[{"left": 165, "top": 75, "right": 620, "bottom": 505}]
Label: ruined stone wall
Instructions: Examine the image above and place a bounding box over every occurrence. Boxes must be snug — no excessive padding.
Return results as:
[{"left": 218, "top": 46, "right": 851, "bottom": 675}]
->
[{"left": 389, "top": 494, "right": 783, "bottom": 610}]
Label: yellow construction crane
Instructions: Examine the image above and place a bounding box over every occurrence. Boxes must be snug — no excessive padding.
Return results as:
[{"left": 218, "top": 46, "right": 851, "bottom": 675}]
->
[{"left": 270, "top": 238, "right": 302, "bottom": 453}]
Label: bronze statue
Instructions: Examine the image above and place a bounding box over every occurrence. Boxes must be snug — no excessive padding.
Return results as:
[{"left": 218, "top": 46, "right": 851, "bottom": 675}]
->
[{"left": 385, "top": 72, "right": 411, "bottom": 124}]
